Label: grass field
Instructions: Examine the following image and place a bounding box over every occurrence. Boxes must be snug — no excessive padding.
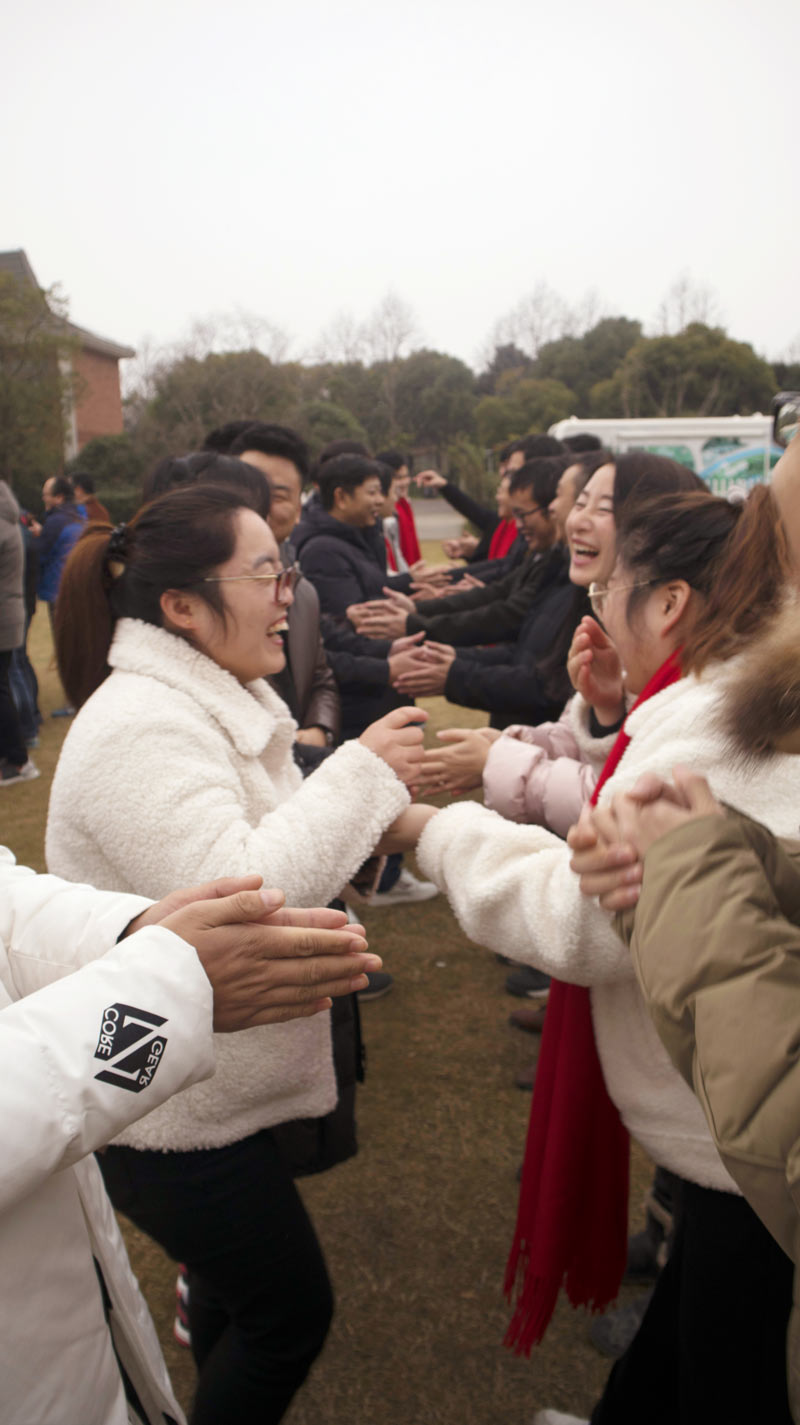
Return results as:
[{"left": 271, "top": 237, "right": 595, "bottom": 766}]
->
[{"left": 4, "top": 587, "right": 654, "bottom": 1425}]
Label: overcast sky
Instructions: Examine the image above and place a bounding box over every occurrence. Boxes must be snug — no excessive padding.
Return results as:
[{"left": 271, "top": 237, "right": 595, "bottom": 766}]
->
[{"left": 5, "top": 0, "right": 798, "bottom": 377}]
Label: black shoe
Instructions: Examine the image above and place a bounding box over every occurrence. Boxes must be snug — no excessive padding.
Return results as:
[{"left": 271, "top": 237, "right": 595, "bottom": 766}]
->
[
  {"left": 588, "top": 1291, "right": 653, "bottom": 1358},
  {"left": 505, "top": 966, "right": 551, "bottom": 999},
  {"left": 356, "top": 971, "right": 394, "bottom": 1002}
]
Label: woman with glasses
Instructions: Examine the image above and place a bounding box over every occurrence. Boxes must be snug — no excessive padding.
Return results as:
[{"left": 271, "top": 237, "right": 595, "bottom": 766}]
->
[
  {"left": 406, "top": 484, "right": 795, "bottom": 1424},
  {"left": 419, "top": 452, "right": 701, "bottom": 822},
  {"left": 44, "top": 480, "right": 430, "bottom": 1425}
]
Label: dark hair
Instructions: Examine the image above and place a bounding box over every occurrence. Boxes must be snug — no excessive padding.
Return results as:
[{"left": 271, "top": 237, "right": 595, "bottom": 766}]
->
[
  {"left": 230, "top": 422, "right": 310, "bottom": 481},
  {"left": 616, "top": 485, "right": 790, "bottom": 675},
  {"left": 564, "top": 433, "right": 603, "bottom": 453},
  {"left": 375, "top": 462, "right": 398, "bottom": 497},
  {"left": 202, "top": 420, "right": 255, "bottom": 453},
  {"left": 49, "top": 475, "right": 75, "bottom": 501},
  {"left": 498, "top": 440, "right": 519, "bottom": 463},
  {"left": 142, "top": 451, "right": 271, "bottom": 520},
  {"left": 311, "top": 439, "right": 371, "bottom": 485},
  {"left": 569, "top": 449, "right": 612, "bottom": 480},
  {"left": 71, "top": 472, "right": 95, "bottom": 494},
  {"left": 519, "top": 433, "right": 566, "bottom": 458},
  {"left": 318, "top": 455, "right": 383, "bottom": 511},
  {"left": 613, "top": 450, "right": 706, "bottom": 525},
  {"left": 508, "top": 454, "right": 571, "bottom": 510},
  {"left": 375, "top": 449, "right": 408, "bottom": 472},
  {"left": 55, "top": 485, "right": 256, "bottom": 708}
]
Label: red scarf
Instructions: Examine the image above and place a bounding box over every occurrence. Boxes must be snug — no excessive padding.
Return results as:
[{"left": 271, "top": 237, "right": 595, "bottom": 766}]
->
[
  {"left": 504, "top": 652, "right": 683, "bottom": 1354},
  {"left": 395, "top": 496, "right": 421, "bottom": 565},
  {"left": 384, "top": 535, "right": 398, "bottom": 572},
  {"left": 488, "top": 518, "right": 517, "bottom": 561}
]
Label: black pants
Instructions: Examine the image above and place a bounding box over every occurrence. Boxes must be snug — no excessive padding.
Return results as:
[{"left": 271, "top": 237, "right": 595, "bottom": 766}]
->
[
  {"left": 99, "top": 1128, "right": 333, "bottom": 1425},
  {"left": 0, "top": 649, "right": 26, "bottom": 766},
  {"left": 591, "top": 1176, "right": 793, "bottom": 1424}
]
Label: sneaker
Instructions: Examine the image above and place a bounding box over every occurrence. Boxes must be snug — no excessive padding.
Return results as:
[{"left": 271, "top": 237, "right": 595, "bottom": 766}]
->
[
  {"left": 505, "top": 966, "right": 551, "bottom": 999},
  {"left": 370, "top": 869, "right": 439, "bottom": 907},
  {"left": 532, "top": 1412, "right": 589, "bottom": 1424},
  {"left": 174, "top": 1267, "right": 191, "bottom": 1348},
  {"left": 514, "top": 1062, "right": 536, "bottom": 1091},
  {"left": 0, "top": 758, "right": 40, "bottom": 786},
  {"left": 588, "top": 1290, "right": 652, "bottom": 1358},
  {"left": 356, "top": 971, "right": 394, "bottom": 1002}
]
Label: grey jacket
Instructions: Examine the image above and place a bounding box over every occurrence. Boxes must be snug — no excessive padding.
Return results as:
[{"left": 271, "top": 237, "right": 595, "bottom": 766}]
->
[{"left": 0, "top": 484, "right": 24, "bottom": 652}]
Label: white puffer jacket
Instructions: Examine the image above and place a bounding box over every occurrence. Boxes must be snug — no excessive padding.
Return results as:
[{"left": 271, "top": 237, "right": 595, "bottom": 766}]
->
[
  {"left": 46, "top": 618, "right": 410, "bottom": 1150},
  {"left": 0, "top": 848, "right": 216, "bottom": 1425},
  {"left": 418, "top": 664, "right": 800, "bottom": 1192}
]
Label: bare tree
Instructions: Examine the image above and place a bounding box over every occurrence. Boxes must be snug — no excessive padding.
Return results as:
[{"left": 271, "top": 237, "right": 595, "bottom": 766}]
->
[
  {"left": 310, "top": 310, "right": 368, "bottom": 365},
  {"left": 653, "top": 272, "right": 721, "bottom": 335},
  {"left": 361, "top": 292, "right": 421, "bottom": 364}
]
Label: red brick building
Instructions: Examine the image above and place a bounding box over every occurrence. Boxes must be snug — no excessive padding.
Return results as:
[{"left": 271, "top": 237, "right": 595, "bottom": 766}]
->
[{"left": 0, "top": 249, "right": 135, "bottom": 459}]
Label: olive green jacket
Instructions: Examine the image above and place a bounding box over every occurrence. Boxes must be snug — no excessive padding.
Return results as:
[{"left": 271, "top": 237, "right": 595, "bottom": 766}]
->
[{"left": 616, "top": 812, "right": 800, "bottom": 1419}]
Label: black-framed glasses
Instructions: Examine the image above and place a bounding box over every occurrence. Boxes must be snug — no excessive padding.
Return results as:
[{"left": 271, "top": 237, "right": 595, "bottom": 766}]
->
[
  {"left": 588, "top": 579, "right": 655, "bottom": 616},
  {"left": 203, "top": 562, "right": 299, "bottom": 603},
  {"left": 510, "top": 504, "right": 543, "bottom": 525}
]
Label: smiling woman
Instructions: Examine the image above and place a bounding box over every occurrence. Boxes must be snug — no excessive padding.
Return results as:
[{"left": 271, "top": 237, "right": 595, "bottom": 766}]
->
[{"left": 43, "top": 480, "right": 434, "bottom": 1425}]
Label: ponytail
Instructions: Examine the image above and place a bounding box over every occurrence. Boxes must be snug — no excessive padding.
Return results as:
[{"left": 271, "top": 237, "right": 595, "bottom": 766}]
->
[{"left": 54, "top": 484, "right": 253, "bottom": 708}]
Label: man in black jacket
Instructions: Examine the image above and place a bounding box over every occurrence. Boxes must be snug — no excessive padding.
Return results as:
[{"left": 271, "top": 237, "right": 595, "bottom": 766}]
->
[
  {"left": 352, "top": 455, "right": 570, "bottom": 647},
  {"left": 227, "top": 423, "right": 341, "bottom": 753},
  {"left": 295, "top": 454, "right": 413, "bottom": 615},
  {"left": 392, "top": 459, "right": 582, "bottom": 729}
]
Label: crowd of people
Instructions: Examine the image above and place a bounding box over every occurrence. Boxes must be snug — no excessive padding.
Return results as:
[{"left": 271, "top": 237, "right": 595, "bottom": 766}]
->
[{"left": 1, "top": 392, "right": 800, "bottom": 1424}]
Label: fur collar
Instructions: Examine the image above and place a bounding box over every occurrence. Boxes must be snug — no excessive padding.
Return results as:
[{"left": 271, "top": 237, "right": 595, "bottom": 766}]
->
[
  {"left": 718, "top": 600, "right": 800, "bottom": 757},
  {"left": 107, "top": 618, "right": 296, "bottom": 760}
]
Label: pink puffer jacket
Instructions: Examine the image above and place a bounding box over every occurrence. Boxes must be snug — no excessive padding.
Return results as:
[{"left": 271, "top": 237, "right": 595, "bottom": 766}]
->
[{"left": 482, "top": 699, "right": 615, "bottom": 838}]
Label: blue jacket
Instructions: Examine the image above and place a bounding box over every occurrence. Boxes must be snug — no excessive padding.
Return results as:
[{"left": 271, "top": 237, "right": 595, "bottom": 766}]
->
[{"left": 37, "top": 505, "right": 84, "bottom": 603}]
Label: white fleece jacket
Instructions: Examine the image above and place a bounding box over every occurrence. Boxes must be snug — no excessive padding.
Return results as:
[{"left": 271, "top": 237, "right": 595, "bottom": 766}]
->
[
  {"left": 45, "top": 618, "right": 410, "bottom": 1150},
  {"left": 418, "top": 663, "right": 800, "bottom": 1192}
]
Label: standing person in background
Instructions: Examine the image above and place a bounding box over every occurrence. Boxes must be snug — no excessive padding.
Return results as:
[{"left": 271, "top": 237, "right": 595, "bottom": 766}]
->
[
  {"left": 72, "top": 473, "right": 110, "bottom": 524},
  {"left": 8, "top": 508, "right": 42, "bottom": 749},
  {"left": 34, "top": 475, "right": 84, "bottom": 716},
  {"left": 0, "top": 481, "right": 38, "bottom": 785}
]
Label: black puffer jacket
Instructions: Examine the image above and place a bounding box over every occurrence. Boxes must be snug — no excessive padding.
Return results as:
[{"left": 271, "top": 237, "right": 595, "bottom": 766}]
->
[
  {"left": 443, "top": 548, "right": 578, "bottom": 729},
  {"left": 295, "top": 499, "right": 411, "bottom": 616}
]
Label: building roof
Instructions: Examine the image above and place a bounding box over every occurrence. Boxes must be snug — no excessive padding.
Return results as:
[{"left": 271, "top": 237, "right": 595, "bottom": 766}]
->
[{"left": 0, "top": 249, "right": 136, "bottom": 360}]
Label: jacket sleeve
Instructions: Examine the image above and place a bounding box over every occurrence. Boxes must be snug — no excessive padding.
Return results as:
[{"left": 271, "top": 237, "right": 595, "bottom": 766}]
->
[
  {"left": 483, "top": 729, "right": 599, "bottom": 835},
  {"left": 620, "top": 813, "right": 800, "bottom": 1265},
  {"left": 0, "top": 854, "right": 215, "bottom": 1209},
  {"left": 444, "top": 647, "right": 564, "bottom": 721},
  {"left": 302, "top": 633, "right": 341, "bottom": 739},
  {"left": 299, "top": 541, "right": 370, "bottom": 616},
  {"left": 408, "top": 562, "right": 539, "bottom": 647},
  {"left": 439, "top": 483, "right": 499, "bottom": 534},
  {"left": 48, "top": 725, "right": 411, "bottom": 905},
  {"left": 321, "top": 618, "right": 391, "bottom": 689},
  {"left": 416, "top": 801, "right": 631, "bottom": 984}
]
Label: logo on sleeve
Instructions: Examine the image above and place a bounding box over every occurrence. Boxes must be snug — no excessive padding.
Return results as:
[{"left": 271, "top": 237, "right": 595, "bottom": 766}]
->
[{"left": 94, "top": 1003, "right": 168, "bottom": 1093}]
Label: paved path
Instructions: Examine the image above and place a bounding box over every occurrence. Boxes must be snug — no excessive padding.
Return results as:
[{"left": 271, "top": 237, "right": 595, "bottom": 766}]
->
[{"left": 411, "top": 496, "right": 464, "bottom": 542}]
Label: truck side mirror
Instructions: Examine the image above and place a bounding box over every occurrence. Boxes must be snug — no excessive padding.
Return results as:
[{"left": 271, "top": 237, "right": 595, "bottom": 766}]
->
[{"left": 773, "top": 392, "right": 800, "bottom": 449}]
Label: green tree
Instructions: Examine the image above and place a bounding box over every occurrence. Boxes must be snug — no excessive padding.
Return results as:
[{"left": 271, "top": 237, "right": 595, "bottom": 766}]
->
[
  {"left": 132, "top": 349, "right": 302, "bottom": 460},
  {"left": 66, "top": 433, "right": 147, "bottom": 520},
  {"left": 475, "top": 342, "right": 532, "bottom": 395},
  {"left": 0, "top": 273, "right": 76, "bottom": 509},
  {"left": 297, "top": 399, "right": 368, "bottom": 453},
  {"left": 534, "top": 317, "right": 642, "bottom": 409},
  {"left": 592, "top": 324, "right": 776, "bottom": 417},
  {"left": 393, "top": 350, "right": 476, "bottom": 459}
]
